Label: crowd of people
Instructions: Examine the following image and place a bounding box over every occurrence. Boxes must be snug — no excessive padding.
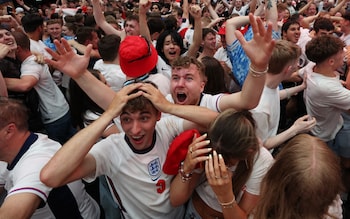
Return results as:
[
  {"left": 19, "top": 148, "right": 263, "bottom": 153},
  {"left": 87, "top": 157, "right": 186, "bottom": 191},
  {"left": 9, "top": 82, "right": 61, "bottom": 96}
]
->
[{"left": 0, "top": 0, "right": 349, "bottom": 218}]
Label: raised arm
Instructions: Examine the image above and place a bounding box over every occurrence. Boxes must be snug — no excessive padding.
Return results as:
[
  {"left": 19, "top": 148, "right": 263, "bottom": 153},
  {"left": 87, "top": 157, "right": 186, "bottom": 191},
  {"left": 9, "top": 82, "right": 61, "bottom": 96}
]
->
[
  {"left": 225, "top": 15, "right": 250, "bottom": 46},
  {"left": 329, "top": 0, "right": 346, "bottom": 16},
  {"left": 139, "top": 0, "right": 152, "bottom": 42},
  {"left": 219, "top": 14, "right": 275, "bottom": 111},
  {"left": 264, "top": 0, "right": 278, "bottom": 31},
  {"left": 40, "top": 84, "right": 143, "bottom": 187},
  {"left": 187, "top": 5, "right": 203, "bottom": 57},
  {"left": 182, "top": 0, "right": 190, "bottom": 20},
  {"left": 15, "top": 0, "right": 31, "bottom": 12},
  {"left": 204, "top": 0, "right": 220, "bottom": 20},
  {"left": 0, "top": 15, "right": 24, "bottom": 33},
  {"left": 68, "top": 40, "right": 101, "bottom": 58},
  {"left": 298, "top": 0, "right": 314, "bottom": 15},
  {"left": 44, "top": 38, "right": 115, "bottom": 110},
  {"left": 300, "top": 13, "right": 319, "bottom": 29},
  {"left": 92, "top": 0, "right": 125, "bottom": 39}
]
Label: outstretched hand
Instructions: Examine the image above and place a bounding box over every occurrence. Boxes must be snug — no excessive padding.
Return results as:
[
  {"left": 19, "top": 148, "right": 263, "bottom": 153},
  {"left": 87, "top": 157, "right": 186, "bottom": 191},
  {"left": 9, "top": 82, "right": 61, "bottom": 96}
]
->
[
  {"left": 44, "top": 38, "right": 91, "bottom": 80},
  {"left": 235, "top": 13, "right": 275, "bottom": 70}
]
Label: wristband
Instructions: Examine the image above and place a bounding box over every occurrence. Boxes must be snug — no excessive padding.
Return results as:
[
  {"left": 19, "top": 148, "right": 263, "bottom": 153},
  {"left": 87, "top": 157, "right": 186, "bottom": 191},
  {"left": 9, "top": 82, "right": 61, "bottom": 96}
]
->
[
  {"left": 179, "top": 161, "right": 193, "bottom": 183},
  {"left": 219, "top": 197, "right": 237, "bottom": 208},
  {"left": 249, "top": 64, "right": 268, "bottom": 77}
]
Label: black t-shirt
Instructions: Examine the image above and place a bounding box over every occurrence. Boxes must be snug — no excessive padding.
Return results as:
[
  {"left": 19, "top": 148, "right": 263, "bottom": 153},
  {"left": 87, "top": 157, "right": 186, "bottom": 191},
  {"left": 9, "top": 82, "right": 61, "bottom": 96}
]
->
[{"left": 0, "top": 57, "right": 44, "bottom": 132}]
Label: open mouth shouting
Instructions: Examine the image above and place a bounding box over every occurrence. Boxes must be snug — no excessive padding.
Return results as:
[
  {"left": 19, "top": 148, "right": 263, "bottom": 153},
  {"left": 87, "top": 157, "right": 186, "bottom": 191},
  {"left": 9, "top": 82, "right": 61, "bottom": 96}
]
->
[
  {"left": 176, "top": 92, "right": 187, "bottom": 104},
  {"left": 130, "top": 135, "right": 145, "bottom": 145}
]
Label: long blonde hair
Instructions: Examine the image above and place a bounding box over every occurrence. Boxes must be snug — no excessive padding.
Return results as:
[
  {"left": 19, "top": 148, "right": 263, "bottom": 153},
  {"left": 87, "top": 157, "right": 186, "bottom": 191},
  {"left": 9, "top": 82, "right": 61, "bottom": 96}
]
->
[{"left": 255, "top": 134, "right": 343, "bottom": 219}]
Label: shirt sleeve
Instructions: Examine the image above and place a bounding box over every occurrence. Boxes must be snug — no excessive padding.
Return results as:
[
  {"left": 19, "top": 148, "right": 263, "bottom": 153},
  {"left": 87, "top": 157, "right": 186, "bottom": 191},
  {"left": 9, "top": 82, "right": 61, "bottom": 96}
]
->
[{"left": 245, "top": 147, "right": 274, "bottom": 196}]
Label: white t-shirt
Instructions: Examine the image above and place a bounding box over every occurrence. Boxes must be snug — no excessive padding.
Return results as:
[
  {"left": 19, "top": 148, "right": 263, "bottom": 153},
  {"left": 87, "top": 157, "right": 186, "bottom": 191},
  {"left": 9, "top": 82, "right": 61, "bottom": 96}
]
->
[
  {"left": 340, "top": 33, "right": 350, "bottom": 46},
  {"left": 214, "top": 47, "right": 233, "bottom": 71},
  {"left": 84, "top": 116, "right": 186, "bottom": 219},
  {"left": 93, "top": 60, "right": 126, "bottom": 92},
  {"left": 250, "top": 85, "right": 280, "bottom": 143},
  {"left": 148, "top": 73, "right": 171, "bottom": 97},
  {"left": 29, "top": 39, "right": 65, "bottom": 87},
  {"left": 20, "top": 55, "right": 69, "bottom": 124},
  {"left": 184, "top": 28, "right": 194, "bottom": 48},
  {"left": 195, "top": 146, "right": 274, "bottom": 212},
  {"left": 166, "top": 93, "right": 224, "bottom": 112},
  {"left": 29, "top": 39, "right": 52, "bottom": 59},
  {"left": 300, "top": 62, "right": 350, "bottom": 141},
  {"left": 231, "top": 4, "right": 250, "bottom": 16},
  {"left": 3, "top": 133, "right": 100, "bottom": 219},
  {"left": 156, "top": 55, "right": 172, "bottom": 80},
  {"left": 297, "top": 28, "right": 312, "bottom": 55}
]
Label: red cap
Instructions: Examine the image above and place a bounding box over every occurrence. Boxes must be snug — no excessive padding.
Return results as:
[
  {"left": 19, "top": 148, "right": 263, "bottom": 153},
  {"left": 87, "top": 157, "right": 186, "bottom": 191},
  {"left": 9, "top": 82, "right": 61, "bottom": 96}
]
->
[
  {"left": 163, "top": 129, "right": 200, "bottom": 175},
  {"left": 119, "top": 36, "right": 158, "bottom": 78}
]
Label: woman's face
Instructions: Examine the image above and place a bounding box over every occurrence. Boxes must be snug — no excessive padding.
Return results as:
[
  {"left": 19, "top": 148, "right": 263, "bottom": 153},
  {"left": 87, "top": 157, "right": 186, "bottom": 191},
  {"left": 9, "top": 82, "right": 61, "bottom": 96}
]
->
[
  {"left": 62, "top": 25, "right": 74, "bottom": 36},
  {"left": 163, "top": 35, "right": 181, "bottom": 63},
  {"left": 284, "top": 9, "right": 290, "bottom": 20},
  {"left": 307, "top": 3, "right": 317, "bottom": 16},
  {"left": 151, "top": 4, "right": 160, "bottom": 12}
]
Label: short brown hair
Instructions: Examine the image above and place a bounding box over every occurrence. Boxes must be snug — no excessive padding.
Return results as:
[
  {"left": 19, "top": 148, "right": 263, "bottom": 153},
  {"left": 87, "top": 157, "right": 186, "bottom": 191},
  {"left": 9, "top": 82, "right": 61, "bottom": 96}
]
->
[
  {"left": 306, "top": 35, "right": 344, "bottom": 64},
  {"left": 171, "top": 56, "right": 206, "bottom": 81},
  {"left": 268, "top": 40, "right": 301, "bottom": 74},
  {"left": 0, "top": 97, "right": 28, "bottom": 131}
]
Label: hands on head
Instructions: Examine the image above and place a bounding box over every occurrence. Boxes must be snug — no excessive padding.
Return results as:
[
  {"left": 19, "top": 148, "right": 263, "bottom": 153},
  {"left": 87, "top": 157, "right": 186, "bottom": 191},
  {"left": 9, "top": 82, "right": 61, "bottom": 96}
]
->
[
  {"left": 205, "top": 150, "right": 234, "bottom": 201},
  {"left": 105, "top": 82, "right": 170, "bottom": 117},
  {"left": 180, "top": 132, "right": 233, "bottom": 200},
  {"left": 105, "top": 83, "right": 143, "bottom": 118}
]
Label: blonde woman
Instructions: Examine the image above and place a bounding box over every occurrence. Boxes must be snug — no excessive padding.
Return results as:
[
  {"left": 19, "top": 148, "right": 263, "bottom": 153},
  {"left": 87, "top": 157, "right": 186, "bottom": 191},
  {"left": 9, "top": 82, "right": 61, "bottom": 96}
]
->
[{"left": 255, "top": 134, "right": 344, "bottom": 219}]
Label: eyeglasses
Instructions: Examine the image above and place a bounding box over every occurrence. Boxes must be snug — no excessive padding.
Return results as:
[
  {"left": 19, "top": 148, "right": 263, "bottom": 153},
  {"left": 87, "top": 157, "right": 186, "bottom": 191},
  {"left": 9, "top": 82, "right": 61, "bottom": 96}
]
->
[
  {"left": 128, "top": 35, "right": 152, "bottom": 63},
  {"left": 152, "top": 7, "right": 159, "bottom": 9}
]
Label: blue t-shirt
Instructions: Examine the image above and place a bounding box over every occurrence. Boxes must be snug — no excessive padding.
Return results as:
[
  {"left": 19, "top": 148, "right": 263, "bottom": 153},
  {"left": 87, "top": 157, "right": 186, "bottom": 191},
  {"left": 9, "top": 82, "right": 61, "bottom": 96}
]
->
[
  {"left": 227, "top": 26, "right": 281, "bottom": 87},
  {"left": 43, "top": 36, "right": 75, "bottom": 52}
]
